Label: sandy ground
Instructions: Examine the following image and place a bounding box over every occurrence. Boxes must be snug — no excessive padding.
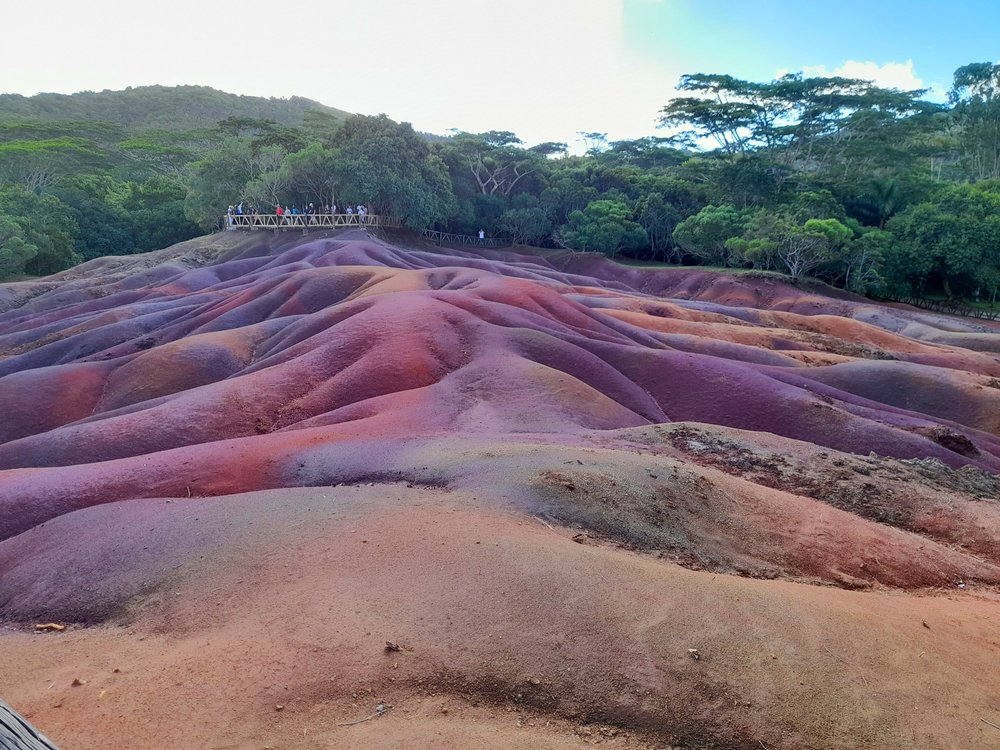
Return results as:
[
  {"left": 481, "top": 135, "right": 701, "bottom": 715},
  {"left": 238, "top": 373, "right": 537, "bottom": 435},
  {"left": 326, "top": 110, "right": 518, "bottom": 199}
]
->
[{"left": 3, "top": 231, "right": 1000, "bottom": 749}]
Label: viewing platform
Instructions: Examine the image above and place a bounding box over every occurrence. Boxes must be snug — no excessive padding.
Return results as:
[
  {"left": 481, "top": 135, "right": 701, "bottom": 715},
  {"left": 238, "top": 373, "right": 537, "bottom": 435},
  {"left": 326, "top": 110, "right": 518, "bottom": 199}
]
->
[
  {"left": 226, "top": 213, "right": 401, "bottom": 230},
  {"left": 226, "top": 213, "right": 511, "bottom": 248}
]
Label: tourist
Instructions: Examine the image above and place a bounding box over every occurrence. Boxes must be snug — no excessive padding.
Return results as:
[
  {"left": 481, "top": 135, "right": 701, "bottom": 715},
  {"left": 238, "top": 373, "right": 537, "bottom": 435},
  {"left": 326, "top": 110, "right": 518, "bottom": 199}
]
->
[
  {"left": 478, "top": 229, "right": 485, "bottom": 240},
  {"left": 276, "top": 205, "right": 284, "bottom": 216}
]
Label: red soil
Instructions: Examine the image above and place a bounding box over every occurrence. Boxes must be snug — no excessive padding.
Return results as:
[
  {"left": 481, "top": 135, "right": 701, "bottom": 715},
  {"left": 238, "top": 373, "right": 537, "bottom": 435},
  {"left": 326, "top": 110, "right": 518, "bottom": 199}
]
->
[{"left": 2, "top": 229, "right": 999, "bottom": 749}]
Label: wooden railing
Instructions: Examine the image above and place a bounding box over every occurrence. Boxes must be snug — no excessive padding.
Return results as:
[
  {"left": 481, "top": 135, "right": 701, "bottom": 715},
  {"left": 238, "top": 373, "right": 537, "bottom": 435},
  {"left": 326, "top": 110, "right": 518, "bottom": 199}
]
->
[
  {"left": 225, "top": 213, "right": 401, "bottom": 230},
  {"left": 1, "top": 698, "right": 59, "bottom": 749},
  {"left": 877, "top": 294, "right": 1000, "bottom": 321},
  {"left": 421, "top": 229, "right": 509, "bottom": 248}
]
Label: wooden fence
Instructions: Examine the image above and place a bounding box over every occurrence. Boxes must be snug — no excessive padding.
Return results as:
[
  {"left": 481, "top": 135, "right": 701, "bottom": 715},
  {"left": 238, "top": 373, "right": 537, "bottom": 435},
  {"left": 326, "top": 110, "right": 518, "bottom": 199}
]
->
[
  {"left": 225, "top": 213, "right": 401, "bottom": 230},
  {"left": 879, "top": 295, "right": 1000, "bottom": 321},
  {"left": 421, "top": 229, "right": 509, "bottom": 248}
]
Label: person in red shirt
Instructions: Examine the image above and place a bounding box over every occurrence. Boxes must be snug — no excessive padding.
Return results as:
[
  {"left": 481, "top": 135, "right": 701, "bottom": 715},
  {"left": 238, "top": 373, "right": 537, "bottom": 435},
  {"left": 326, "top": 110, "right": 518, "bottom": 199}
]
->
[{"left": 275, "top": 205, "right": 284, "bottom": 216}]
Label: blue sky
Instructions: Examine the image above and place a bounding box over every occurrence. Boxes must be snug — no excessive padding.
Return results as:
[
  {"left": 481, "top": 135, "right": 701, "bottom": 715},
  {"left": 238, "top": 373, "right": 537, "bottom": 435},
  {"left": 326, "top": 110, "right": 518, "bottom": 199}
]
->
[
  {"left": 1, "top": 0, "right": 996, "bottom": 149},
  {"left": 626, "top": 0, "right": 997, "bottom": 98}
]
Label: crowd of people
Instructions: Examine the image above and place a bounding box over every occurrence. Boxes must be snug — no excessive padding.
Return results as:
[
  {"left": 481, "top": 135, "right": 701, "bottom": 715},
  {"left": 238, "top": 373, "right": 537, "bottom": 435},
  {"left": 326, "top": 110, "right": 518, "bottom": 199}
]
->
[
  {"left": 272, "top": 202, "right": 369, "bottom": 217},
  {"left": 226, "top": 201, "right": 372, "bottom": 226}
]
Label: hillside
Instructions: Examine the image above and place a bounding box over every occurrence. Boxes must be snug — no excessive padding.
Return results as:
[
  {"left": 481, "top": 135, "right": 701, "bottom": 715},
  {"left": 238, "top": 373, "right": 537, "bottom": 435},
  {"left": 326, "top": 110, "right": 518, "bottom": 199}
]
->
[
  {"left": 0, "top": 84, "right": 351, "bottom": 132},
  {"left": 2, "top": 229, "right": 1000, "bottom": 749}
]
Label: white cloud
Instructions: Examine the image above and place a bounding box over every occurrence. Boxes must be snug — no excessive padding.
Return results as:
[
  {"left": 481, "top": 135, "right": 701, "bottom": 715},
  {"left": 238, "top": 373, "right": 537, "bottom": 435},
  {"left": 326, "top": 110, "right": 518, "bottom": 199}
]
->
[{"left": 777, "top": 60, "right": 948, "bottom": 100}]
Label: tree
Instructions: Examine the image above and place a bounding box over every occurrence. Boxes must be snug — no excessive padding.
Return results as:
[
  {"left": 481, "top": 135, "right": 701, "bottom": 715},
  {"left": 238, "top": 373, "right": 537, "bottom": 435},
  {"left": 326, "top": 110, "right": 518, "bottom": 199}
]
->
[
  {"left": 0, "top": 216, "right": 37, "bottom": 277},
  {"left": 0, "top": 137, "right": 100, "bottom": 192},
  {"left": 184, "top": 137, "right": 279, "bottom": 229},
  {"left": 599, "top": 137, "right": 687, "bottom": 169},
  {"left": 496, "top": 207, "right": 552, "bottom": 245},
  {"left": 636, "top": 192, "right": 681, "bottom": 261},
  {"left": 658, "top": 71, "right": 934, "bottom": 173},
  {"left": 124, "top": 177, "right": 201, "bottom": 252},
  {"left": 885, "top": 183, "right": 1000, "bottom": 299},
  {"left": 333, "top": 114, "right": 456, "bottom": 229},
  {"left": 442, "top": 131, "right": 542, "bottom": 197},
  {"left": 577, "top": 132, "right": 609, "bottom": 155},
  {"left": 0, "top": 186, "right": 78, "bottom": 278},
  {"left": 729, "top": 211, "right": 852, "bottom": 278},
  {"left": 672, "top": 204, "right": 754, "bottom": 265},
  {"left": 277, "top": 143, "right": 340, "bottom": 206},
  {"left": 853, "top": 178, "right": 905, "bottom": 228},
  {"left": 948, "top": 62, "right": 1000, "bottom": 180},
  {"left": 562, "top": 200, "right": 647, "bottom": 258},
  {"left": 781, "top": 218, "right": 852, "bottom": 278},
  {"left": 840, "top": 228, "right": 890, "bottom": 293},
  {"left": 52, "top": 174, "right": 134, "bottom": 260}
]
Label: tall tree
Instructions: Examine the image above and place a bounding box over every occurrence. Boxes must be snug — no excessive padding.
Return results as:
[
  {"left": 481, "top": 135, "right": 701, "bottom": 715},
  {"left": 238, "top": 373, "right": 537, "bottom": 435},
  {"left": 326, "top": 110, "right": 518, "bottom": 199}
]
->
[
  {"left": 562, "top": 199, "right": 647, "bottom": 258},
  {"left": 948, "top": 62, "right": 1000, "bottom": 180},
  {"left": 0, "top": 185, "right": 78, "bottom": 277},
  {"left": 333, "top": 114, "right": 456, "bottom": 229},
  {"left": 442, "top": 131, "right": 542, "bottom": 198}
]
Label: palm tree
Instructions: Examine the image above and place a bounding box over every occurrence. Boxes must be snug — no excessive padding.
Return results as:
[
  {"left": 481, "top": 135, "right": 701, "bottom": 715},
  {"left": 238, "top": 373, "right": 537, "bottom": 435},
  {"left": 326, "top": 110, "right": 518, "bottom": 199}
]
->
[{"left": 857, "top": 178, "right": 904, "bottom": 229}]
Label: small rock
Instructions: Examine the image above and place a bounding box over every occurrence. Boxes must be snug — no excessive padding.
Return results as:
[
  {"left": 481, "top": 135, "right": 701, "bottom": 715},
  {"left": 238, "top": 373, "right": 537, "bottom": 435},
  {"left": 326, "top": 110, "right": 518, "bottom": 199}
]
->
[
  {"left": 529, "top": 677, "right": 541, "bottom": 685},
  {"left": 35, "top": 623, "right": 66, "bottom": 632},
  {"left": 687, "top": 648, "right": 701, "bottom": 661},
  {"left": 275, "top": 704, "right": 284, "bottom": 711},
  {"left": 385, "top": 641, "right": 401, "bottom": 652},
  {"left": 71, "top": 678, "right": 86, "bottom": 687}
]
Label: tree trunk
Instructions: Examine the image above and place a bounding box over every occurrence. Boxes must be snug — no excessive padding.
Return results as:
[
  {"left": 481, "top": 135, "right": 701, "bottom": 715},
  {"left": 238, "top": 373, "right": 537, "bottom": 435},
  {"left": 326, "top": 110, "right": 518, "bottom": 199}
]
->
[{"left": 0, "top": 699, "right": 60, "bottom": 749}]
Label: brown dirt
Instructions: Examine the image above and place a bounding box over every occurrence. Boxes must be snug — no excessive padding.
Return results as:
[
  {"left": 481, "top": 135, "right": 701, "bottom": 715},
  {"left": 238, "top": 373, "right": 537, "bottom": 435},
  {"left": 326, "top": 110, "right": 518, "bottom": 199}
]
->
[{"left": 4, "top": 487, "right": 1000, "bottom": 750}]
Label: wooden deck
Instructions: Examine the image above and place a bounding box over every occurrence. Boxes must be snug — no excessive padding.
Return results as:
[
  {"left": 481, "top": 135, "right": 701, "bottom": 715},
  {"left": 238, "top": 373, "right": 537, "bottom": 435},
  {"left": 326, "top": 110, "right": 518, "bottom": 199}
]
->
[{"left": 226, "top": 213, "right": 401, "bottom": 230}]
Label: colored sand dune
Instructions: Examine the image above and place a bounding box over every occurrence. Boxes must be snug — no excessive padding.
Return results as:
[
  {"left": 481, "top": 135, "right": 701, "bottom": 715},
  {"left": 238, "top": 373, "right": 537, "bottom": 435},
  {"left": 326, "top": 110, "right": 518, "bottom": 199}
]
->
[{"left": 2, "top": 229, "right": 999, "bottom": 749}]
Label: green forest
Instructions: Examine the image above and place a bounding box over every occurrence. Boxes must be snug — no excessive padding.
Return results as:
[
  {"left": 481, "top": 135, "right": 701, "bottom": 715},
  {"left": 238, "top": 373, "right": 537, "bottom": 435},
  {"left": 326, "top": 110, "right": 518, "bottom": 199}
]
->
[{"left": 2, "top": 68, "right": 1000, "bottom": 309}]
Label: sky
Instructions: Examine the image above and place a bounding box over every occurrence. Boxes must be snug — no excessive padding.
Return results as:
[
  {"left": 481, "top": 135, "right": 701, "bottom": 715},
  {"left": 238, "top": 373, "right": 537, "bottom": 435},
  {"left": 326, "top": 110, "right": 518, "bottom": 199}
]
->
[{"left": 2, "top": 0, "right": 998, "bottom": 150}]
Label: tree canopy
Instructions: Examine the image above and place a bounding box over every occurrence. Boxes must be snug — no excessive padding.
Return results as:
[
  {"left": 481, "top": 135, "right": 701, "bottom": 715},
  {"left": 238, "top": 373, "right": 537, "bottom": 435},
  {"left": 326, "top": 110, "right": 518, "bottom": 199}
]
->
[{"left": 3, "top": 66, "right": 1000, "bottom": 313}]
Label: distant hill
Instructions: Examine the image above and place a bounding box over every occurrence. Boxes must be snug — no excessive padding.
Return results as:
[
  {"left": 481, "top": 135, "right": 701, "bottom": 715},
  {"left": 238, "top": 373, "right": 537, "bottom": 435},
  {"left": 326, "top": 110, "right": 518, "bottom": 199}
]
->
[{"left": 0, "top": 85, "right": 352, "bottom": 132}]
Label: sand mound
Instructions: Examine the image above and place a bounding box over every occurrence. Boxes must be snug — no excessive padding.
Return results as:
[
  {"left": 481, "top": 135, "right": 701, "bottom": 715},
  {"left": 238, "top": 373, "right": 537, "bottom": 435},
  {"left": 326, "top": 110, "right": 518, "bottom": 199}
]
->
[{"left": 2, "top": 229, "right": 999, "bottom": 749}]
